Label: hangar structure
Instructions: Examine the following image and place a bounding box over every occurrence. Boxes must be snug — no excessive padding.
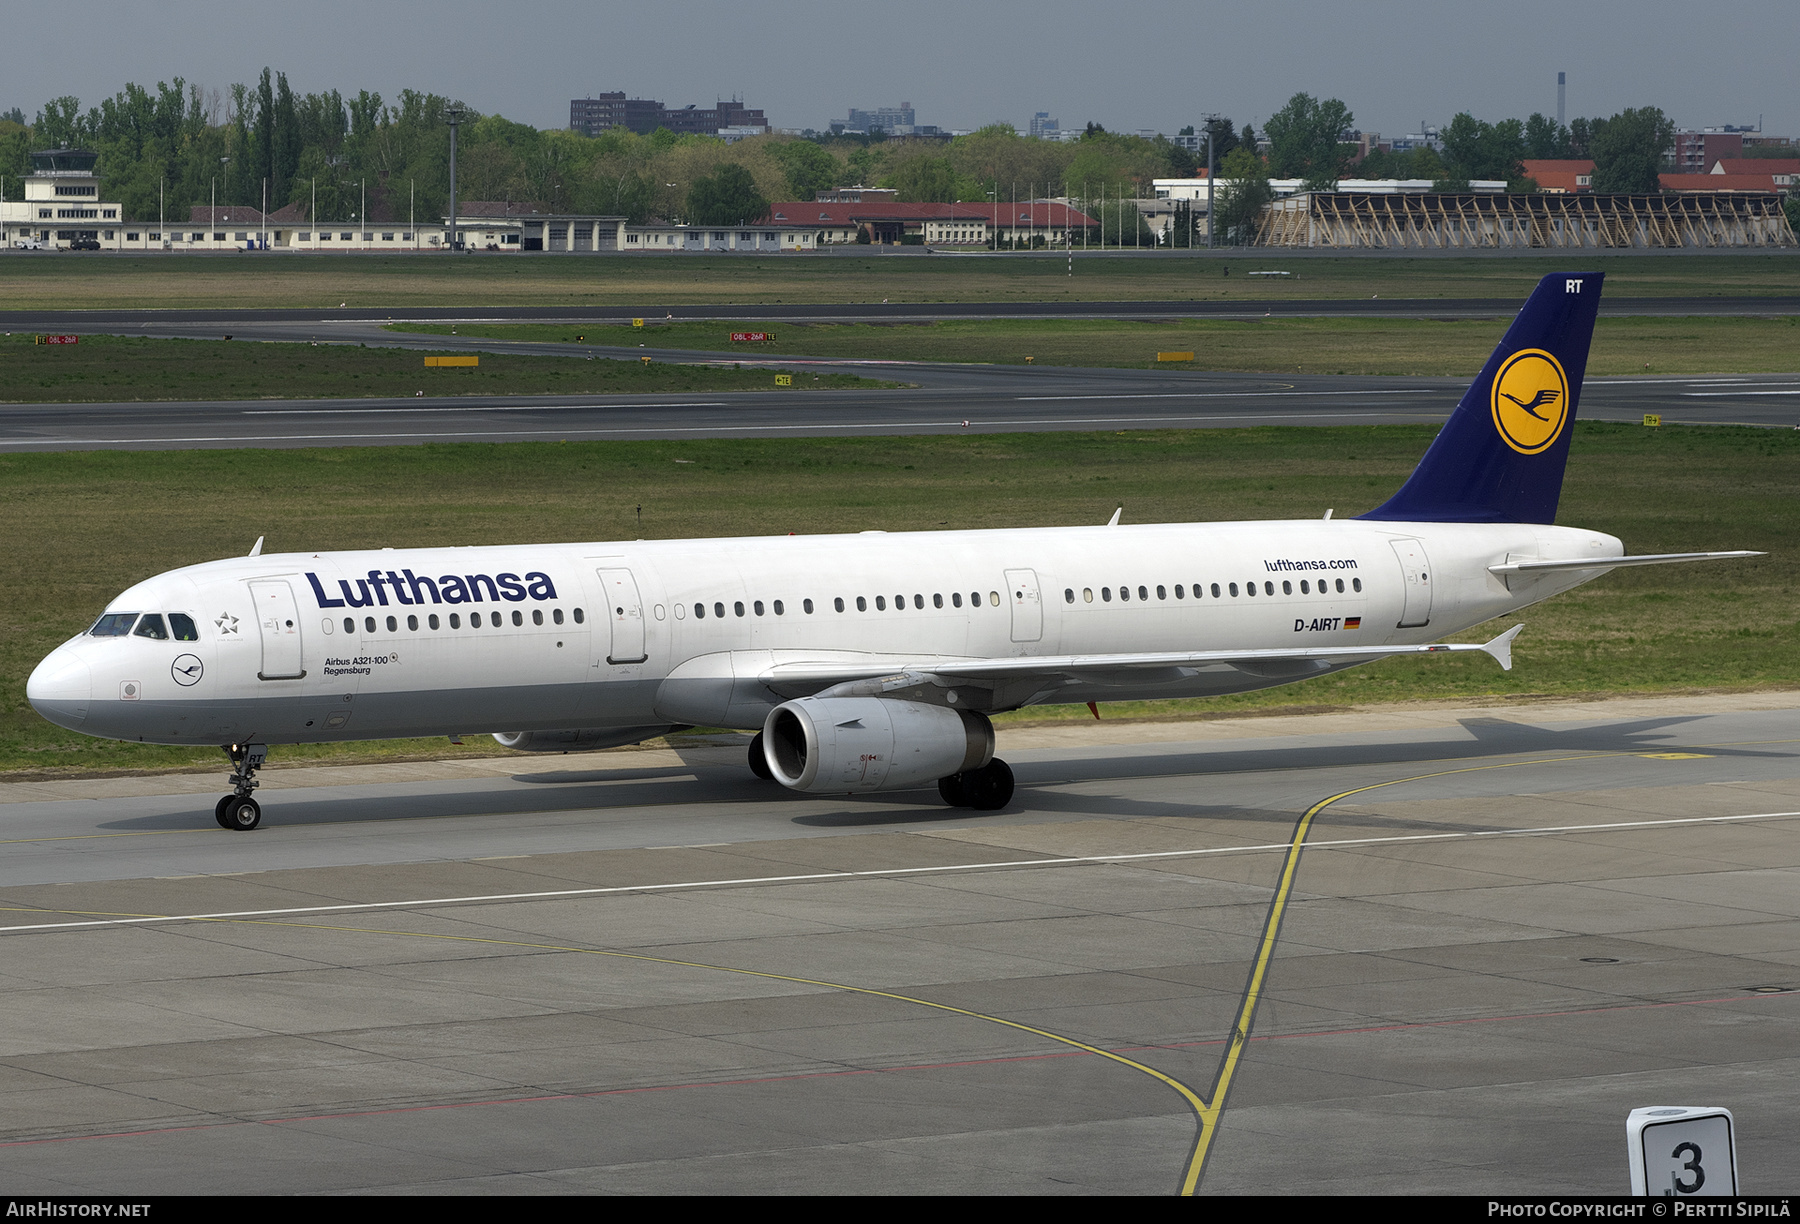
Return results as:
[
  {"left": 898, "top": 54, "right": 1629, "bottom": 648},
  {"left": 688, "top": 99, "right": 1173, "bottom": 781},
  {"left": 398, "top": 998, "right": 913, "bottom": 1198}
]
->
[{"left": 1255, "top": 190, "right": 1797, "bottom": 249}]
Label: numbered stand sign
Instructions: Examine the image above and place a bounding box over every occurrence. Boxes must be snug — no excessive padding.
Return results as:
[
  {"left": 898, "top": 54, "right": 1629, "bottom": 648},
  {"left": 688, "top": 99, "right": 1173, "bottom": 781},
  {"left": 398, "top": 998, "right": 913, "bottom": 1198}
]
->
[{"left": 1627, "top": 1106, "right": 1737, "bottom": 1196}]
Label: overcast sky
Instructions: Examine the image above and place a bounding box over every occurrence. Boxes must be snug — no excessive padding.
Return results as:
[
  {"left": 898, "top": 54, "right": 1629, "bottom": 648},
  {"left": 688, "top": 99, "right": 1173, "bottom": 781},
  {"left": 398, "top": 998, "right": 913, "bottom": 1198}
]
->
[{"left": 12, "top": 1, "right": 1796, "bottom": 141}]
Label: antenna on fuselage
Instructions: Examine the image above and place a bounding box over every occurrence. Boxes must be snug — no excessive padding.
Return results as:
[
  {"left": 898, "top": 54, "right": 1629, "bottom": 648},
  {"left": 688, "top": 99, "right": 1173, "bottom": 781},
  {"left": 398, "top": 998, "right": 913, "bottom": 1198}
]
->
[
  {"left": 1323, "top": 509, "right": 1333, "bottom": 520},
  {"left": 1106, "top": 507, "right": 1122, "bottom": 527},
  {"left": 248, "top": 536, "right": 264, "bottom": 557}
]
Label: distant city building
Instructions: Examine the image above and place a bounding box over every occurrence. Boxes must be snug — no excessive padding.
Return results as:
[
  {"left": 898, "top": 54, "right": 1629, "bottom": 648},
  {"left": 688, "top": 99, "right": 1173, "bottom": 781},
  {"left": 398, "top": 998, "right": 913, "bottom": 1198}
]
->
[
  {"left": 1029, "top": 112, "right": 1058, "bottom": 139},
  {"left": 832, "top": 103, "right": 915, "bottom": 135},
  {"left": 570, "top": 93, "right": 768, "bottom": 138},
  {"left": 1387, "top": 125, "right": 1443, "bottom": 154},
  {"left": 1670, "top": 125, "right": 1768, "bottom": 173}
]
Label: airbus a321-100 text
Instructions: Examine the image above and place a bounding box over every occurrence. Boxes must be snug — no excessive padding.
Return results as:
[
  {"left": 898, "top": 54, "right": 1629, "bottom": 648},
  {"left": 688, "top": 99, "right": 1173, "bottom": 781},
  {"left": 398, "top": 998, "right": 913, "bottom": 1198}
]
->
[{"left": 27, "top": 273, "right": 1760, "bottom": 830}]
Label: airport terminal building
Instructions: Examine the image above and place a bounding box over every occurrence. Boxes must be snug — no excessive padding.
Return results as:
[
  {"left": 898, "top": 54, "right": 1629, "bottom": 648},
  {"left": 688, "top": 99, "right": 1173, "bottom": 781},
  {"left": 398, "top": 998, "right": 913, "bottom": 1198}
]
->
[{"left": 3, "top": 148, "right": 126, "bottom": 250}]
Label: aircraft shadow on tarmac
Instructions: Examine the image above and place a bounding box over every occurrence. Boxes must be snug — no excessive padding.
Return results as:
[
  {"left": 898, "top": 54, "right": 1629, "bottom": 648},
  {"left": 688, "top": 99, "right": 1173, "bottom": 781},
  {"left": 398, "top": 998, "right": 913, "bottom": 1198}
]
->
[{"left": 93, "top": 712, "right": 1792, "bottom": 835}]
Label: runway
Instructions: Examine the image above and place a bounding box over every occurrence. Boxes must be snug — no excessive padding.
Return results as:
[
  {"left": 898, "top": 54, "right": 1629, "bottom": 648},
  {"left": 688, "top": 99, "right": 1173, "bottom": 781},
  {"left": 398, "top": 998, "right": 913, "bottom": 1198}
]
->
[
  {"left": 3, "top": 370, "right": 1795, "bottom": 452},
  {"left": 1, "top": 694, "right": 1796, "bottom": 1194},
  {"left": 5, "top": 292, "right": 1800, "bottom": 331}
]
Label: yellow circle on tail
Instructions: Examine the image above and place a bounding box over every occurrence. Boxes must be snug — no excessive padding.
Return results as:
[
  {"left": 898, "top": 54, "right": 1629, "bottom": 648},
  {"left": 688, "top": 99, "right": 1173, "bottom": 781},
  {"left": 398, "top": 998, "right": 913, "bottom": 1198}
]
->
[{"left": 1490, "top": 348, "right": 1570, "bottom": 455}]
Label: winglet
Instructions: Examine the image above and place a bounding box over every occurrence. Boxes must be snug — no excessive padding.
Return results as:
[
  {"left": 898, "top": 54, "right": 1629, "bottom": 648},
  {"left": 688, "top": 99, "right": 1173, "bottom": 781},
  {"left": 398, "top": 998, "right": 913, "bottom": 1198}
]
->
[
  {"left": 1479, "top": 623, "right": 1525, "bottom": 672},
  {"left": 248, "top": 536, "right": 264, "bottom": 557}
]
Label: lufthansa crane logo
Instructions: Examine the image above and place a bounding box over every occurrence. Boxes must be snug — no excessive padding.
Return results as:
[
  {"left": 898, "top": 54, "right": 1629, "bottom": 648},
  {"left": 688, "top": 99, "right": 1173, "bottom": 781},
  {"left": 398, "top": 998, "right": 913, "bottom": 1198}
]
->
[{"left": 1490, "top": 348, "right": 1570, "bottom": 455}]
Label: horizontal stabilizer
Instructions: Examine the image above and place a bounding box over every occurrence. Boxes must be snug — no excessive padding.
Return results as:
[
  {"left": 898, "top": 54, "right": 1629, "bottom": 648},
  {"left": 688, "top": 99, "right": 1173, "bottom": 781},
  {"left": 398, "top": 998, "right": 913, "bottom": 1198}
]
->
[{"left": 1490, "top": 551, "right": 1763, "bottom": 575}]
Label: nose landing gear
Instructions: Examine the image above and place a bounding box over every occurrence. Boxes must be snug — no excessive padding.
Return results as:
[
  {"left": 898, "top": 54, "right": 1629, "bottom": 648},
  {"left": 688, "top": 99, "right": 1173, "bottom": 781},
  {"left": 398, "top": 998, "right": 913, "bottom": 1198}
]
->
[{"left": 215, "top": 743, "right": 268, "bottom": 830}]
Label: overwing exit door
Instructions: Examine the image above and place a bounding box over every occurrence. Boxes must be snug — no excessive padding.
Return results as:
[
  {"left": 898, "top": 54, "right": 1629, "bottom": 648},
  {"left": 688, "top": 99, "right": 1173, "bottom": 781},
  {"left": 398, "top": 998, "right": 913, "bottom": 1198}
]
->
[{"left": 1004, "top": 568, "right": 1043, "bottom": 642}]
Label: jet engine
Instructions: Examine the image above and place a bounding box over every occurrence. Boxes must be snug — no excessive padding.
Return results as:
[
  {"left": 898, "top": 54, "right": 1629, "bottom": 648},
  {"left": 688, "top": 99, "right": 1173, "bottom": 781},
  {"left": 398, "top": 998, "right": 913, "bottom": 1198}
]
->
[
  {"left": 761, "top": 696, "right": 993, "bottom": 793},
  {"left": 492, "top": 726, "right": 681, "bottom": 752}
]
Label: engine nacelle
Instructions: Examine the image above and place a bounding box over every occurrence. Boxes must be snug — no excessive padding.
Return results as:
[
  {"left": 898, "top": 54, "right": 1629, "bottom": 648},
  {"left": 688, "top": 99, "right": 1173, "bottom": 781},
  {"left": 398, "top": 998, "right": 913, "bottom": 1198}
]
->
[
  {"left": 492, "top": 726, "right": 679, "bottom": 753},
  {"left": 762, "top": 697, "right": 993, "bottom": 793}
]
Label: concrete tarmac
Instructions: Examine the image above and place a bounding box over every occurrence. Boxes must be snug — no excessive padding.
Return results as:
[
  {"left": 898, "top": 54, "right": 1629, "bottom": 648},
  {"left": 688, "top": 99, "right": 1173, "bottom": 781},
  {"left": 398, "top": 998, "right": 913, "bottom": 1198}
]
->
[{"left": 1, "top": 692, "right": 1795, "bottom": 1194}]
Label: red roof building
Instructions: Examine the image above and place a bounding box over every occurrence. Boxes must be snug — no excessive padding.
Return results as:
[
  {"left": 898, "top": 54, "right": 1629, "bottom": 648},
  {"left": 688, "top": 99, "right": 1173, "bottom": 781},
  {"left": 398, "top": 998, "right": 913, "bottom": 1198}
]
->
[{"left": 1521, "top": 160, "right": 1593, "bottom": 192}]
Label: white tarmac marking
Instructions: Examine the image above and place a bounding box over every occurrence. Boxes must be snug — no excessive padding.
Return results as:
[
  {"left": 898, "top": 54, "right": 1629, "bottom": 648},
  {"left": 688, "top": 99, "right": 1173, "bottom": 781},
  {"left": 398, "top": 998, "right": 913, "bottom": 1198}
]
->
[
  {"left": 4, "top": 809, "right": 1795, "bottom": 936},
  {"left": 1012, "top": 389, "right": 1442, "bottom": 402},
  {"left": 245, "top": 403, "right": 731, "bottom": 415}
]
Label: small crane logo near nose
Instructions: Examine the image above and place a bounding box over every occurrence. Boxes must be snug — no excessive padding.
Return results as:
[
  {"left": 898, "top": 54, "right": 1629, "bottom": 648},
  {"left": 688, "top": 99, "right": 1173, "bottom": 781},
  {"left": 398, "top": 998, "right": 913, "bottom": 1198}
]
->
[{"left": 172, "top": 655, "right": 204, "bottom": 686}]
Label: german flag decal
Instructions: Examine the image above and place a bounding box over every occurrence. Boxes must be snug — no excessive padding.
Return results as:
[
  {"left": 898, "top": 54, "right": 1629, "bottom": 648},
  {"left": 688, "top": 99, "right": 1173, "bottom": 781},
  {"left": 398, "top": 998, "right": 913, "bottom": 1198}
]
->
[{"left": 1345, "top": 616, "right": 1362, "bottom": 629}]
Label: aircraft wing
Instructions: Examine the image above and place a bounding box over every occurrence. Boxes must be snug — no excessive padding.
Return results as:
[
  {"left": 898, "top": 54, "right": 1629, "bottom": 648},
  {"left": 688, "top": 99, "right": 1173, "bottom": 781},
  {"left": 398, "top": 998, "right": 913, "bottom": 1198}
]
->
[{"left": 759, "top": 624, "right": 1524, "bottom": 694}]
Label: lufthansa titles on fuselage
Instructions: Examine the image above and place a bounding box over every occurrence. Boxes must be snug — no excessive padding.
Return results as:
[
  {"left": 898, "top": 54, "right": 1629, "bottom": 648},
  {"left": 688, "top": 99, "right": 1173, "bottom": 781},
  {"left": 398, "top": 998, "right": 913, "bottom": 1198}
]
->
[{"left": 306, "top": 569, "right": 559, "bottom": 610}]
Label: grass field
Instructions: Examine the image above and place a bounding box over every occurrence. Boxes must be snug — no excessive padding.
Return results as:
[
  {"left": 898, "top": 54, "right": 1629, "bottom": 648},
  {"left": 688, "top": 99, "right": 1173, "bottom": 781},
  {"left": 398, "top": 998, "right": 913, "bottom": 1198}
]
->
[
  {"left": 1, "top": 251, "right": 1796, "bottom": 310},
  {"left": 0, "top": 333, "right": 898, "bottom": 402},
  {"left": 0, "top": 423, "right": 1791, "bottom": 775},
  {"left": 395, "top": 314, "right": 1800, "bottom": 377}
]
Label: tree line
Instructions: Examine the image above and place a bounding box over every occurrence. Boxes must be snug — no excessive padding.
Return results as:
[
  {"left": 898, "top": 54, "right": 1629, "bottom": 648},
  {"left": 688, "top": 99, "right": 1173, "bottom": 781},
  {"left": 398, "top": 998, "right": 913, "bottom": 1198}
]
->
[
  {"left": 0, "top": 71, "right": 1204, "bottom": 235},
  {"left": 2, "top": 74, "right": 1785, "bottom": 243}
]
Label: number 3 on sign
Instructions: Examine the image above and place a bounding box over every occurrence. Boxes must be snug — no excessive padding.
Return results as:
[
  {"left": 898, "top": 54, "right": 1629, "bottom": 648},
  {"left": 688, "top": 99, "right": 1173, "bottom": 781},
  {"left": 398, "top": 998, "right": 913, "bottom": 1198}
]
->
[{"left": 1626, "top": 1107, "right": 1737, "bottom": 1196}]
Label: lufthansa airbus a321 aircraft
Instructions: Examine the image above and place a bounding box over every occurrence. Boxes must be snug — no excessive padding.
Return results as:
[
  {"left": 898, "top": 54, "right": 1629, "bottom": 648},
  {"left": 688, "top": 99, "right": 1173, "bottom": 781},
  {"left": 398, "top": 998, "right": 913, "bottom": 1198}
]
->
[{"left": 28, "top": 272, "right": 1759, "bottom": 830}]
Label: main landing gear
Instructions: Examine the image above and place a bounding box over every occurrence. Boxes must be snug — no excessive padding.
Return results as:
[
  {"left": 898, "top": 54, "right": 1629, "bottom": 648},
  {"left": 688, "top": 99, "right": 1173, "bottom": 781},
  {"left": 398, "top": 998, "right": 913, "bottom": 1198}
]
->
[
  {"left": 215, "top": 743, "right": 268, "bottom": 831},
  {"left": 747, "top": 732, "right": 774, "bottom": 780},
  {"left": 938, "top": 759, "right": 1015, "bottom": 811}
]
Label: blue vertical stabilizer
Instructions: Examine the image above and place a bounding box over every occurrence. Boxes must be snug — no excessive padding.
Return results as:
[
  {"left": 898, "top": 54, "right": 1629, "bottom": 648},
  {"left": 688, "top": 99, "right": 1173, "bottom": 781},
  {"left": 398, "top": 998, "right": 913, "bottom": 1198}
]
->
[{"left": 1361, "top": 271, "right": 1603, "bottom": 524}]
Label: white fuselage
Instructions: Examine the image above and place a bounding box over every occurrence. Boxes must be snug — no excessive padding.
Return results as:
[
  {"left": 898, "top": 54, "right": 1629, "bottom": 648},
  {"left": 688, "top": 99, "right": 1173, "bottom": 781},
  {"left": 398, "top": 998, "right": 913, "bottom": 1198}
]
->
[{"left": 27, "top": 518, "right": 1623, "bottom": 748}]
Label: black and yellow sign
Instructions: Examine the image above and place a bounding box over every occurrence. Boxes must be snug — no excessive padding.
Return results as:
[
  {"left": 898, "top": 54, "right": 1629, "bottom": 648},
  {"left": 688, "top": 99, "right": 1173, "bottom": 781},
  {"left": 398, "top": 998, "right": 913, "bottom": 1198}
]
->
[{"left": 1489, "top": 348, "right": 1569, "bottom": 455}]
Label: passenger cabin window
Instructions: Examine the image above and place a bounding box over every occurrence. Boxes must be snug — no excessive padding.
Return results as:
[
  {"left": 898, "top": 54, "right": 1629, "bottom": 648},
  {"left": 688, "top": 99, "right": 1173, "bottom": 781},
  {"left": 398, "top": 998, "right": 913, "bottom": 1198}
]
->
[
  {"left": 1212, "top": 583, "right": 1222, "bottom": 598},
  {"left": 803, "top": 599, "right": 814, "bottom": 614},
  {"left": 365, "top": 616, "right": 378, "bottom": 633},
  {"left": 170, "top": 613, "right": 199, "bottom": 641},
  {"left": 91, "top": 613, "right": 139, "bottom": 636},
  {"left": 408, "top": 615, "right": 419, "bottom": 631},
  {"left": 573, "top": 608, "right": 585, "bottom": 623},
  {"left": 875, "top": 596, "right": 886, "bottom": 611},
  {"left": 856, "top": 597, "right": 867, "bottom": 611},
  {"left": 450, "top": 613, "right": 462, "bottom": 628},
  {"left": 133, "top": 614, "right": 168, "bottom": 640},
  {"left": 1282, "top": 581, "right": 1292, "bottom": 595},
  {"left": 344, "top": 617, "right": 356, "bottom": 633},
  {"left": 1352, "top": 578, "right": 1362, "bottom": 592},
  {"left": 953, "top": 593, "right": 964, "bottom": 607}
]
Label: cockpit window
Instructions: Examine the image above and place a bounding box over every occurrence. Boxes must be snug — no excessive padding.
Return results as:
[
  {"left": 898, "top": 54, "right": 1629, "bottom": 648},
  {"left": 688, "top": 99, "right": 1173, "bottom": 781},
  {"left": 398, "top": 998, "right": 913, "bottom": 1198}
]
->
[
  {"left": 90, "top": 613, "right": 139, "bottom": 636},
  {"left": 169, "top": 613, "right": 199, "bottom": 641},
  {"left": 133, "top": 614, "right": 169, "bottom": 640}
]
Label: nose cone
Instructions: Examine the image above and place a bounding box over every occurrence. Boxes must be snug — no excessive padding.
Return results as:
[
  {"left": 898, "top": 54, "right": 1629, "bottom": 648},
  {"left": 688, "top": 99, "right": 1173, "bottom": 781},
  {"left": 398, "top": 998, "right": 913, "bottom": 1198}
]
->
[{"left": 27, "top": 645, "right": 91, "bottom": 728}]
